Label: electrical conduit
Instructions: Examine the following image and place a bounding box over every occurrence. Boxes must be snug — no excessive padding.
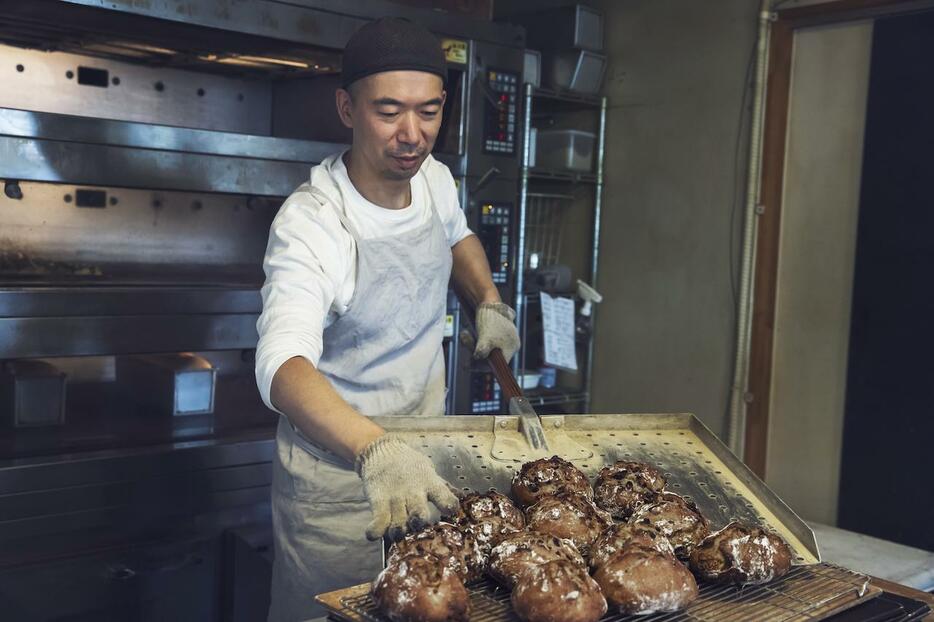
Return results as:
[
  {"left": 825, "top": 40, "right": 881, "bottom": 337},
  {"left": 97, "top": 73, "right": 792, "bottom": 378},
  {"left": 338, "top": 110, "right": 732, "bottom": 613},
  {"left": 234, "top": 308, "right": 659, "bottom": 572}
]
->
[{"left": 727, "top": 2, "right": 774, "bottom": 457}]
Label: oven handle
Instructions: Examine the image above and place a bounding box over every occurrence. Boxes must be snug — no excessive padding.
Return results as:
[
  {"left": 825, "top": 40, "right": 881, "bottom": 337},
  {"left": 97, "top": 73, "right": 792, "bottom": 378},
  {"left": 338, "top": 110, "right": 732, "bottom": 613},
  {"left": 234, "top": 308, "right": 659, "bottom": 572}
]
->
[{"left": 107, "top": 553, "right": 204, "bottom": 581}]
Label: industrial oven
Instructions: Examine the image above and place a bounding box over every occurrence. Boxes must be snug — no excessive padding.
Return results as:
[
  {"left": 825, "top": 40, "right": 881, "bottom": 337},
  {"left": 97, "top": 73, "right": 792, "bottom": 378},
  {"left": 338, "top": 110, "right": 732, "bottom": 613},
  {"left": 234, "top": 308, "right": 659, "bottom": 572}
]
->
[{"left": 0, "top": 1, "right": 524, "bottom": 619}]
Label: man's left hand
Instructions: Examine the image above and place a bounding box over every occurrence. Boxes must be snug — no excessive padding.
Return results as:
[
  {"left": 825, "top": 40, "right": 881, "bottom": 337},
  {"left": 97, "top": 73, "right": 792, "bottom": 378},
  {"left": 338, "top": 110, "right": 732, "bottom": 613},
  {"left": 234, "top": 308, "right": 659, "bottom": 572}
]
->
[{"left": 473, "top": 302, "right": 521, "bottom": 362}]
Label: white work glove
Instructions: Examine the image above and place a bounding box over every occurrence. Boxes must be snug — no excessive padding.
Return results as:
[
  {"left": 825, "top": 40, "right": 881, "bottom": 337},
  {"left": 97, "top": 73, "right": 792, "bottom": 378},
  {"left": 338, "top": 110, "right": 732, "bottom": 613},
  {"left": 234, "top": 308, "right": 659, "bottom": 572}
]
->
[
  {"left": 474, "top": 302, "right": 521, "bottom": 362},
  {"left": 355, "top": 434, "right": 460, "bottom": 542}
]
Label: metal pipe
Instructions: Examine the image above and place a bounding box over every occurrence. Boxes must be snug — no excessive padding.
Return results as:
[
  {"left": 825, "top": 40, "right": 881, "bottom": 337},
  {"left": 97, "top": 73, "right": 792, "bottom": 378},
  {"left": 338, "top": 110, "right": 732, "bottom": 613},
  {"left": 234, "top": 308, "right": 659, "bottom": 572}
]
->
[
  {"left": 584, "top": 95, "right": 607, "bottom": 413},
  {"left": 447, "top": 307, "right": 460, "bottom": 414},
  {"left": 727, "top": 3, "right": 773, "bottom": 455},
  {"left": 513, "top": 82, "right": 534, "bottom": 376}
]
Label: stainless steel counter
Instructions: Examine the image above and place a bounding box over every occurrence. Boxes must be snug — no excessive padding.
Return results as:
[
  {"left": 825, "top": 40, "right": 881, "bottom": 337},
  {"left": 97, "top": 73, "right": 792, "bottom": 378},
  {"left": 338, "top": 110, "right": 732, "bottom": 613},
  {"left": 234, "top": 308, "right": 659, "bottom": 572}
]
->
[{"left": 810, "top": 522, "right": 934, "bottom": 592}]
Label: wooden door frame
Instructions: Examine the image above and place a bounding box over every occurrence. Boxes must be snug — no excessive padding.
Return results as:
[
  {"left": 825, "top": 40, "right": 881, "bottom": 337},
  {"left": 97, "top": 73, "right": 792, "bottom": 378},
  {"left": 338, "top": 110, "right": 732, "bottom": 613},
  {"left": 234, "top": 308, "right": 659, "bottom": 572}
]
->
[{"left": 744, "top": 0, "right": 934, "bottom": 476}]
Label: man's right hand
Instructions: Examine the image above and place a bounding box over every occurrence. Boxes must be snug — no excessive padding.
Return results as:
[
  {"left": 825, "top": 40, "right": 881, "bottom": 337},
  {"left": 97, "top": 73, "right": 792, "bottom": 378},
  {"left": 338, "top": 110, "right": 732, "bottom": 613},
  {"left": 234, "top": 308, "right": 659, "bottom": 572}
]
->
[
  {"left": 474, "top": 301, "right": 521, "bottom": 362},
  {"left": 355, "top": 434, "right": 460, "bottom": 541}
]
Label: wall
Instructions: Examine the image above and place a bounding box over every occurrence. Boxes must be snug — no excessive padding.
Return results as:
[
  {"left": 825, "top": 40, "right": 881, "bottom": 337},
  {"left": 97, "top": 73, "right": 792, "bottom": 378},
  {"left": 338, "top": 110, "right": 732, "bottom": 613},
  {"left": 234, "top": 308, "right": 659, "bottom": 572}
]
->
[
  {"left": 765, "top": 21, "right": 872, "bottom": 525},
  {"left": 582, "top": 0, "right": 873, "bottom": 524},
  {"left": 590, "top": 0, "right": 759, "bottom": 437}
]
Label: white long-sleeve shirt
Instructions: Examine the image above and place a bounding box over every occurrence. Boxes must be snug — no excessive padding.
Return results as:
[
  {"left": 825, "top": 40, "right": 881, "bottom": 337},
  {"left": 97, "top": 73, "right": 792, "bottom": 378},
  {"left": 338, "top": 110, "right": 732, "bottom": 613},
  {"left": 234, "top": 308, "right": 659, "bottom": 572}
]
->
[{"left": 254, "top": 151, "right": 472, "bottom": 411}]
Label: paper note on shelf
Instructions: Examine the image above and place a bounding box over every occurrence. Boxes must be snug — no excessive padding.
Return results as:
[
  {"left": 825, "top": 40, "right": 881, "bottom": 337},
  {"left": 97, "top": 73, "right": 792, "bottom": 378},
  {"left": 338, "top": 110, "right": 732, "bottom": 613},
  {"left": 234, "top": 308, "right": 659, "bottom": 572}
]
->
[{"left": 540, "top": 292, "right": 578, "bottom": 371}]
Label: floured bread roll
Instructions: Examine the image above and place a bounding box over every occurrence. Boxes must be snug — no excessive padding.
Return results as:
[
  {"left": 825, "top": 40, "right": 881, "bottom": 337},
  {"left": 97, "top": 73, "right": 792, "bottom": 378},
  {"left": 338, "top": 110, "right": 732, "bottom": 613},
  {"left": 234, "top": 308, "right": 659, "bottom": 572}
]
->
[
  {"left": 488, "top": 530, "right": 586, "bottom": 588},
  {"left": 689, "top": 521, "right": 794, "bottom": 585},
  {"left": 589, "top": 521, "right": 673, "bottom": 571},
  {"left": 526, "top": 491, "right": 613, "bottom": 558},
  {"left": 387, "top": 522, "right": 485, "bottom": 582},
  {"left": 448, "top": 490, "right": 526, "bottom": 553},
  {"left": 511, "top": 559, "right": 608, "bottom": 622},
  {"left": 372, "top": 554, "right": 470, "bottom": 622},
  {"left": 593, "top": 460, "right": 667, "bottom": 519},
  {"left": 629, "top": 492, "right": 710, "bottom": 559},
  {"left": 511, "top": 456, "right": 593, "bottom": 508},
  {"left": 593, "top": 546, "right": 698, "bottom": 615}
]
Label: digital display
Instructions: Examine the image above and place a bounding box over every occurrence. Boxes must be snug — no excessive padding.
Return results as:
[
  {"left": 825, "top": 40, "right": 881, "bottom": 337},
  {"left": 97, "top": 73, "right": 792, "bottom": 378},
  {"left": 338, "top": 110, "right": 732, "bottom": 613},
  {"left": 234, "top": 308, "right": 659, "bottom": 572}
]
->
[
  {"left": 478, "top": 202, "right": 511, "bottom": 285},
  {"left": 471, "top": 372, "right": 501, "bottom": 413},
  {"left": 483, "top": 69, "right": 518, "bottom": 155}
]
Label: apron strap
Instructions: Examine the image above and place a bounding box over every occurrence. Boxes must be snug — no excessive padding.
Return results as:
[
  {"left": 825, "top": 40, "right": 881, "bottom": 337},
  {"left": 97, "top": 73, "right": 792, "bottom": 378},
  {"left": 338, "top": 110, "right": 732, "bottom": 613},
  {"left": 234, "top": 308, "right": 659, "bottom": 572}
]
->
[
  {"left": 421, "top": 167, "right": 445, "bottom": 221},
  {"left": 308, "top": 186, "right": 365, "bottom": 241}
]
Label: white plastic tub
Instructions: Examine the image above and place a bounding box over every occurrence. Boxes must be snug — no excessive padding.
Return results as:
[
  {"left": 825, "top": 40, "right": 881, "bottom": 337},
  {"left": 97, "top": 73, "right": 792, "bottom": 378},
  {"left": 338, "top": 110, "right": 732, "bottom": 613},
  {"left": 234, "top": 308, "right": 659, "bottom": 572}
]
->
[{"left": 535, "top": 129, "right": 595, "bottom": 172}]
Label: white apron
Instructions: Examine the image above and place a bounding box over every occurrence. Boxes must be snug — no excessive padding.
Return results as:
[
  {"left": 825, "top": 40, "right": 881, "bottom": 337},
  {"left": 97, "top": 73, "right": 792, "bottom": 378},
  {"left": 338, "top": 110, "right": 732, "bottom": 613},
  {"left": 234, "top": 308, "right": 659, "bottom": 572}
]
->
[{"left": 267, "top": 175, "right": 453, "bottom": 622}]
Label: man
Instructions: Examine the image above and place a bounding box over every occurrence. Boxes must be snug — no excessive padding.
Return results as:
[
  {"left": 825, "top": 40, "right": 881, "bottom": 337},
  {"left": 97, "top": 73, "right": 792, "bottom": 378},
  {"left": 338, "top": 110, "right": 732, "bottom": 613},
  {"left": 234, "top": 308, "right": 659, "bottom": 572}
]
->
[{"left": 254, "top": 17, "right": 521, "bottom": 622}]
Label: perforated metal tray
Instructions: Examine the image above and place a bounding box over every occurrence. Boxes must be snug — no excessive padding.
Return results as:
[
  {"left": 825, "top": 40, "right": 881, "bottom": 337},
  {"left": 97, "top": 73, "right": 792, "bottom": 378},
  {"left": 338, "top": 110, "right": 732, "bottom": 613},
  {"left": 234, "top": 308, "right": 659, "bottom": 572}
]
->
[{"left": 369, "top": 412, "right": 819, "bottom": 563}]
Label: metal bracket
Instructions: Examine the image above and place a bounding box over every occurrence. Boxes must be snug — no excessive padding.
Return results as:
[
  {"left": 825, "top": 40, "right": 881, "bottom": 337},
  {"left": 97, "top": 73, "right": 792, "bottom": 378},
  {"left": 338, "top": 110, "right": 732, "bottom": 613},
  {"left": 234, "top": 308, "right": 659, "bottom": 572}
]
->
[
  {"left": 470, "top": 166, "right": 501, "bottom": 194},
  {"left": 4, "top": 179, "right": 23, "bottom": 200},
  {"left": 490, "top": 413, "right": 594, "bottom": 463},
  {"left": 508, "top": 396, "right": 549, "bottom": 452}
]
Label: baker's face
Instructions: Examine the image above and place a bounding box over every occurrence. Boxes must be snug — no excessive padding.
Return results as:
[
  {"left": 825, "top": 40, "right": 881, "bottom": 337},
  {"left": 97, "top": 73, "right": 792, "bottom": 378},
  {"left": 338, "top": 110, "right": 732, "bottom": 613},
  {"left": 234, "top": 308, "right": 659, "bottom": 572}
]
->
[{"left": 338, "top": 71, "right": 446, "bottom": 181}]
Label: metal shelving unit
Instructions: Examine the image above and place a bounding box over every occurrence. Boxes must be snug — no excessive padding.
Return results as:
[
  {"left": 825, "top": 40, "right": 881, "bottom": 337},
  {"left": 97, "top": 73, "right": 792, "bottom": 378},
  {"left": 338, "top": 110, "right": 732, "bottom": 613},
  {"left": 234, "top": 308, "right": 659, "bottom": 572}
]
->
[
  {"left": 524, "top": 389, "right": 589, "bottom": 408},
  {"left": 528, "top": 169, "right": 598, "bottom": 183},
  {"left": 514, "top": 84, "right": 607, "bottom": 413}
]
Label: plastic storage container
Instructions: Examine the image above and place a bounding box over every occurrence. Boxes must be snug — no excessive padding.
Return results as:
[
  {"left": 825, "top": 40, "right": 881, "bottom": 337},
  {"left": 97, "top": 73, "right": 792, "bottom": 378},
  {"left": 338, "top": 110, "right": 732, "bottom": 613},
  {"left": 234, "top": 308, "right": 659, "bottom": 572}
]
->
[
  {"left": 546, "top": 49, "right": 606, "bottom": 94},
  {"left": 535, "top": 129, "right": 595, "bottom": 172}
]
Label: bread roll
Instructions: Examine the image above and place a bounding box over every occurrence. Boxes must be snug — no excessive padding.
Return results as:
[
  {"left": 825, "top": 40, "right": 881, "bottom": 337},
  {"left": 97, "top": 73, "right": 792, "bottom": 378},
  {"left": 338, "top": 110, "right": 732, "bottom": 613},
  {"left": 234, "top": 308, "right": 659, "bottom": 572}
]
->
[
  {"left": 488, "top": 530, "right": 586, "bottom": 588},
  {"left": 689, "top": 521, "right": 793, "bottom": 585},
  {"left": 526, "top": 491, "right": 613, "bottom": 558},
  {"left": 511, "top": 456, "right": 593, "bottom": 508},
  {"left": 593, "top": 460, "right": 667, "bottom": 519},
  {"left": 593, "top": 547, "right": 698, "bottom": 615},
  {"left": 511, "top": 559, "right": 608, "bottom": 622},
  {"left": 629, "top": 492, "right": 710, "bottom": 559},
  {"left": 590, "top": 521, "right": 673, "bottom": 571},
  {"left": 372, "top": 554, "right": 470, "bottom": 622},
  {"left": 387, "top": 521, "right": 484, "bottom": 582},
  {"left": 448, "top": 490, "right": 525, "bottom": 553}
]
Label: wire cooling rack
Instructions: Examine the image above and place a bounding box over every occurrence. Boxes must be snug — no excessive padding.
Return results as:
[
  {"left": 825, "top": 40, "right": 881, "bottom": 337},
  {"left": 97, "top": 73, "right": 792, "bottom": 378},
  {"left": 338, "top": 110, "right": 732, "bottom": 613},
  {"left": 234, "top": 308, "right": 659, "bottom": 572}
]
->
[{"left": 323, "top": 563, "right": 879, "bottom": 622}]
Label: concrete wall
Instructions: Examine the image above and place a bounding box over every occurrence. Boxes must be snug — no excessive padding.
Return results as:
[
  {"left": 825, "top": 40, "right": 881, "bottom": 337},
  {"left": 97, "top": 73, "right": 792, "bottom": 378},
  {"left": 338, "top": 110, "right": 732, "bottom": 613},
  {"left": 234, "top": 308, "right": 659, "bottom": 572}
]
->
[
  {"left": 585, "top": 0, "right": 873, "bottom": 525},
  {"left": 765, "top": 21, "right": 872, "bottom": 525},
  {"left": 590, "top": 0, "right": 759, "bottom": 437}
]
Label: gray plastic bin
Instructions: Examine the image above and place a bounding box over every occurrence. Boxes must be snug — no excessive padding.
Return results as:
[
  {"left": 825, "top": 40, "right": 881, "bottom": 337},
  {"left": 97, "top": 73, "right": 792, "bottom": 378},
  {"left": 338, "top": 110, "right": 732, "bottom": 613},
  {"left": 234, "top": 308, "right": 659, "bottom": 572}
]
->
[{"left": 535, "top": 129, "right": 595, "bottom": 172}]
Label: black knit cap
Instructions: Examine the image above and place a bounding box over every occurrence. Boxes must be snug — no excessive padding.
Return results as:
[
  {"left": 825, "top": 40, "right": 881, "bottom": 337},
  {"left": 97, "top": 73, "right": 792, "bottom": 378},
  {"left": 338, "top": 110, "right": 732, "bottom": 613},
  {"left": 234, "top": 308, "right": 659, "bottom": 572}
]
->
[{"left": 341, "top": 17, "right": 446, "bottom": 89}]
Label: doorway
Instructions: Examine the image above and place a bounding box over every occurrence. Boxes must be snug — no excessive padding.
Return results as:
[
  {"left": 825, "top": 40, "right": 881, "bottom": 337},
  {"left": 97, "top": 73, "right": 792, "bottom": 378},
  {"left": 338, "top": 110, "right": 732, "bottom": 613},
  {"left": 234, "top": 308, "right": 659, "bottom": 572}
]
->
[
  {"left": 837, "top": 9, "right": 934, "bottom": 551},
  {"left": 748, "top": 0, "right": 934, "bottom": 551}
]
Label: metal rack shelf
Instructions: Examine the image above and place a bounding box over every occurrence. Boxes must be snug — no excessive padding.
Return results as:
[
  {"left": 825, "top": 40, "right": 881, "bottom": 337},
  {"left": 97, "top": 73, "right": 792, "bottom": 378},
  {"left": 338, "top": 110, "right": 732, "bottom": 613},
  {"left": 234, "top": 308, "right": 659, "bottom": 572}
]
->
[
  {"left": 528, "top": 168, "right": 598, "bottom": 183},
  {"left": 514, "top": 82, "right": 607, "bottom": 413},
  {"left": 531, "top": 86, "right": 604, "bottom": 108},
  {"left": 521, "top": 290, "right": 576, "bottom": 298},
  {"left": 524, "top": 389, "right": 589, "bottom": 407}
]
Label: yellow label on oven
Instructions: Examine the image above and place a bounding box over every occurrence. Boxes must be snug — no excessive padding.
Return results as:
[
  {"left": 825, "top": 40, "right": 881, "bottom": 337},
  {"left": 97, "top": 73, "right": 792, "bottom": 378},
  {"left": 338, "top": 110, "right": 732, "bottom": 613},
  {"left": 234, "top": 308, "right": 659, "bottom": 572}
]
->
[{"left": 441, "top": 39, "right": 467, "bottom": 64}]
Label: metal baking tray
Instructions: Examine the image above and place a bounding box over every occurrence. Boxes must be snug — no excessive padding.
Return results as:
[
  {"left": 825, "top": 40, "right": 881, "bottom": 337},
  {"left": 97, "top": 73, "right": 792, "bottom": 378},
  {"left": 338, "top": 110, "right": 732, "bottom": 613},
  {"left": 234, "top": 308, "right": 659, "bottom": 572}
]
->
[
  {"left": 369, "top": 412, "right": 819, "bottom": 563},
  {"left": 315, "top": 412, "right": 871, "bottom": 621}
]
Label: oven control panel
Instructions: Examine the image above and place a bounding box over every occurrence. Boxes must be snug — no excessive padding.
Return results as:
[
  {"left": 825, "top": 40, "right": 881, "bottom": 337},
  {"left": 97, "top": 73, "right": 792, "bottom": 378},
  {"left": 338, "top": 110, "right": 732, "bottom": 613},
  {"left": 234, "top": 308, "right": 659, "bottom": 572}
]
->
[
  {"left": 470, "top": 371, "right": 502, "bottom": 413},
  {"left": 483, "top": 68, "right": 518, "bottom": 155},
  {"left": 478, "top": 202, "right": 511, "bottom": 285}
]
